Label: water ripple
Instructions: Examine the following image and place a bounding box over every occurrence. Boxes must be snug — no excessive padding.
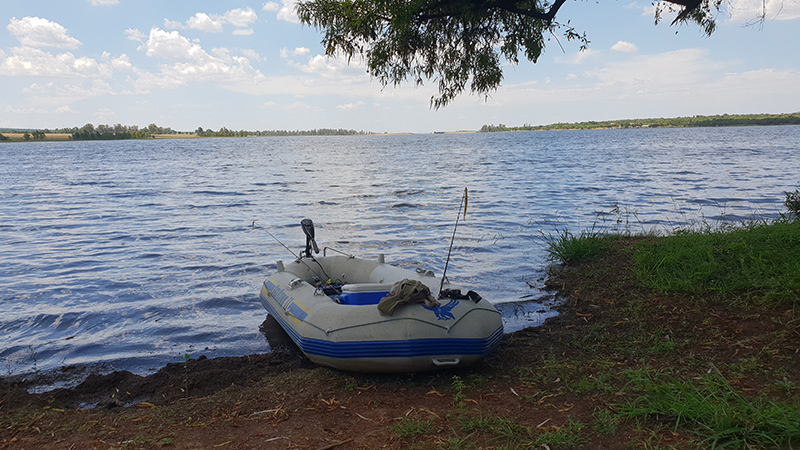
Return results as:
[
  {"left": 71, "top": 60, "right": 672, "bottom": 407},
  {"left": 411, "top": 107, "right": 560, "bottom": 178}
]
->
[{"left": 1, "top": 127, "right": 798, "bottom": 379}]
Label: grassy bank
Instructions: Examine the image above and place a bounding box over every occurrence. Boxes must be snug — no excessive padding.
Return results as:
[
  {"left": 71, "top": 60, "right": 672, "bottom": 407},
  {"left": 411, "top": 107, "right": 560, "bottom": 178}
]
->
[
  {"left": 1, "top": 219, "right": 799, "bottom": 449},
  {"left": 0, "top": 133, "right": 201, "bottom": 142},
  {"left": 0, "top": 133, "right": 73, "bottom": 142}
]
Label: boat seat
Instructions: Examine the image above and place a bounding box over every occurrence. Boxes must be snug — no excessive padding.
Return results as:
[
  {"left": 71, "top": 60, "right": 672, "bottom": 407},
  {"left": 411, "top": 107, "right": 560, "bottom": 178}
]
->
[{"left": 338, "top": 282, "right": 394, "bottom": 305}]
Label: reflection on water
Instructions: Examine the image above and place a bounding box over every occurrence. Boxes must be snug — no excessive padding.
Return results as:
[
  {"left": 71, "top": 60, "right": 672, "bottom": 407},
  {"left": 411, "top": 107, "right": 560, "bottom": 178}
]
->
[{"left": 259, "top": 315, "right": 299, "bottom": 352}]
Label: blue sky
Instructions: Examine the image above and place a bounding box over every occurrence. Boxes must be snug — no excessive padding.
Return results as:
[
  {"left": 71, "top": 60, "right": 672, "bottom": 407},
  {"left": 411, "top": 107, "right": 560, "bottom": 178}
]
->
[{"left": 1, "top": 0, "right": 798, "bottom": 133}]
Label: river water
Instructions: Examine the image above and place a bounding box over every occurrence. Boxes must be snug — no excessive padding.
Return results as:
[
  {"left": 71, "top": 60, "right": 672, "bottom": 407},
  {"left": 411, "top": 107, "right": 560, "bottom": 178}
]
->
[{"left": 1, "top": 126, "right": 798, "bottom": 381}]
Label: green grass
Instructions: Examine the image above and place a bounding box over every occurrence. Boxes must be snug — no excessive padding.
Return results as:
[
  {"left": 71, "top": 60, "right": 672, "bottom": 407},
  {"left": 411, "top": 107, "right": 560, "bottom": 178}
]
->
[
  {"left": 591, "top": 408, "right": 620, "bottom": 435},
  {"left": 619, "top": 371, "right": 800, "bottom": 449},
  {"left": 454, "top": 414, "right": 585, "bottom": 449},
  {"left": 459, "top": 415, "right": 530, "bottom": 441},
  {"left": 633, "top": 220, "right": 800, "bottom": 303},
  {"left": 533, "top": 417, "right": 586, "bottom": 449},
  {"left": 389, "top": 418, "right": 436, "bottom": 438},
  {"left": 546, "top": 218, "right": 800, "bottom": 304},
  {"left": 542, "top": 226, "right": 612, "bottom": 264}
]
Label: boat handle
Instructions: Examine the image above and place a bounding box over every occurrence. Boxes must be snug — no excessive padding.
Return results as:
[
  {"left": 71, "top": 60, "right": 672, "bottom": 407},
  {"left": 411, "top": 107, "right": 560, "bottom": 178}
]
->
[{"left": 432, "top": 357, "right": 460, "bottom": 366}]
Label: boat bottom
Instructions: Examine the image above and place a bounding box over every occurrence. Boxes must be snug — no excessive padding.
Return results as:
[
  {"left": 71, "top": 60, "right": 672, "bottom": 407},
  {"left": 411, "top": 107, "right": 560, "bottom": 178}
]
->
[{"left": 307, "top": 353, "right": 484, "bottom": 373}]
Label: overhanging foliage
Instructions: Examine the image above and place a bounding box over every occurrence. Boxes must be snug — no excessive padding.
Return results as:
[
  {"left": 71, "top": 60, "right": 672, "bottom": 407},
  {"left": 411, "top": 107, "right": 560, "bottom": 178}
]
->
[{"left": 297, "top": 0, "right": 724, "bottom": 108}]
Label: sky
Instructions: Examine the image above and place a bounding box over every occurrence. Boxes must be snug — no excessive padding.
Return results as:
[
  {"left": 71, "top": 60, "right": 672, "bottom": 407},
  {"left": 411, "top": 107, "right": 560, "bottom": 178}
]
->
[{"left": 1, "top": 0, "right": 798, "bottom": 133}]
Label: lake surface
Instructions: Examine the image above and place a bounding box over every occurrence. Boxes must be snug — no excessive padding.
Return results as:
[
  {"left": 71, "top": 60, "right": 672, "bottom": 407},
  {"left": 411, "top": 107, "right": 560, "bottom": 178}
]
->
[{"left": 1, "top": 126, "right": 798, "bottom": 383}]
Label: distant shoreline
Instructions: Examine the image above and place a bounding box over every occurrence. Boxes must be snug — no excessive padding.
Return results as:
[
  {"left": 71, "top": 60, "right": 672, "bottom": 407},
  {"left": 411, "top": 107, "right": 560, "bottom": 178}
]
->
[
  {"left": 2, "top": 112, "right": 799, "bottom": 142},
  {"left": 479, "top": 112, "right": 800, "bottom": 132}
]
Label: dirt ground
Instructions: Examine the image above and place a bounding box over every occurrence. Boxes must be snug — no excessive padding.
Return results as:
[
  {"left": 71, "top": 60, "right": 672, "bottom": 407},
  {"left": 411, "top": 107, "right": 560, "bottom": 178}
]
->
[{"left": 2, "top": 237, "right": 799, "bottom": 449}]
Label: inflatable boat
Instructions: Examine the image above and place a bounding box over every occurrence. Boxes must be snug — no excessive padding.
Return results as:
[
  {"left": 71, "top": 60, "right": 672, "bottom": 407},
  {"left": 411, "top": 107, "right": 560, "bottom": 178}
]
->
[{"left": 258, "top": 220, "right": 503, "bottom": 372}]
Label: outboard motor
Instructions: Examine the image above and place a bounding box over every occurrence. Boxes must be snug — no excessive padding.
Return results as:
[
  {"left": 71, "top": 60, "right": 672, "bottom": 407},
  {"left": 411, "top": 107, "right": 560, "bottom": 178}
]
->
[{"left": 300, "top": 218, "right": 319, "bottom": 257}]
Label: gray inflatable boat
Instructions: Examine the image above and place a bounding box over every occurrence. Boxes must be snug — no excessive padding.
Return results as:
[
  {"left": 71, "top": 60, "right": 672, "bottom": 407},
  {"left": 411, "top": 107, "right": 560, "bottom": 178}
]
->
[{"left": 258, "top": 220, "right": 503, "bottom": 372}]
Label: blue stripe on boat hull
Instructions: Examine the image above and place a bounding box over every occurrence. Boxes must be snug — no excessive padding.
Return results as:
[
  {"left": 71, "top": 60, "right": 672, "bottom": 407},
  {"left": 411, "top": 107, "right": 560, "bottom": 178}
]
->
[{"left": 260, "top": 292, "right": 502, "bottom": 363}]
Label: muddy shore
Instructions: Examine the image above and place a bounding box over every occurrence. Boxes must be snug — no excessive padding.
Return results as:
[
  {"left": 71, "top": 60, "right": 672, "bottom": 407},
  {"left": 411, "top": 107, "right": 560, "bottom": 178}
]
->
[{"left": 2, "top": 237, "right": 798, "bottom": 449}]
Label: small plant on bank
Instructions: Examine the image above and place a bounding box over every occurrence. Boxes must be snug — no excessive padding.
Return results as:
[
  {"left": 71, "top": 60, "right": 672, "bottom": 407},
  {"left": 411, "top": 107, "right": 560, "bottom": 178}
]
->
[
  {"left": 591, "top": 408, "right": 619, "bottom": 434},
  {"left": 451, "top": 375, "right": 467, "bottom": 409},
  {"left": 389, "top": 418, "right": 436, "bottom": 438},
  {"left": 534, "top": 417, "right": 586, "bottom": 449},
  {"left": 459, "top": 415, "right": 530, "bottom": 441},
  {"left": 542, "top": 225, "right": 611, "bottom": 265},
  {"left": 180, "top": 353, "right": 190, "bottom": 395},
  {"left": 786, "top": 187, "right": 800, "bottom": 218}
]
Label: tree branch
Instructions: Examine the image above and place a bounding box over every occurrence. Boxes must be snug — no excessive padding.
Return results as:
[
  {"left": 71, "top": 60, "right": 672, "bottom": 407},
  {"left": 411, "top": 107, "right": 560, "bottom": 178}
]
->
[
  {"left": 416, "top": 0, "right": 564, "bottom": 22},
  {"left": 490, "top": 0, "right": 569, "bottom": 22}
]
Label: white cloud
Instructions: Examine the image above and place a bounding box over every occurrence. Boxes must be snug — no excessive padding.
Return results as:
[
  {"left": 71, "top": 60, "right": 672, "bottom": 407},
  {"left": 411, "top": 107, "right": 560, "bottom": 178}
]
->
[
  {"left": 88, "top": 0, "right": 119, "bottom": 5},
  {"left": 289, "top": 54, "right": 342, "bottom": 75},
  {"left": 19, "top": 80, "right": 115, "bottom": 108},
  {"left": 491, "top": 48, "right": 799, "bottom": 121},
  {"left": 0, "top": 47, "right": 113, "bottom": 78},
  {"left": 187, "top": 13, "right": 224, "bottom": 33},
  {"left": 262, "top": 2, "right": 280, "bottom": 12},
  {"left": 164, "top": 8, "right": 258, "bottom": 33},
  {"left": 132, "top": 29, "right": 267, "bottom": 92},
  {"left": 7, "top": 17, "right": 82, "bottom": 49},
  {"left": 276, "top": 0, "right": 300, "bottom": 23},
  {"left": 241, "top": 48, "right": 266, "bottom": 62},
  {"left": 163, "top": 19, "right": 183, "bottom": 29},
  {"left": 640, "top": 0, "right": 800, "bottom": 23},
  {"left": 56, "top": 105, "right": 75, "bottom": 114},
  {"left": 125, "top": 28, "right": 145, "bottom": 42},
  {"left": 587, "top": 48, "right": 725, "bottom": 88},
  {"left": 3, "top": 105, "right": 51, "bottom": 116},
  {"left": 708, "top": 68, "right": 800, "bottom": 107},
  {"left": 223, "top": 8, "right": 258, "bottom": 27},
  {"left": 280, "top": 46, "right": 310, "bottom": 58},
  {"left": 611, "top": 41, "right": 638, "bottom": 53},
  {"left": 93, "top": 108, "right": 117, "bottom": 122},
  {"left": 111, "top": 54, "right": 133, "bottom": 71},
  {"left": 726, "top": 0, "right": 800, "bottom": 22},
  {"left": 337, "top": 101, "right": 366, "bottom": 111},
  {"left": 141, "top": 28, "right": 211, "bottom": 62},
  {"left": 260, "top": 101, "right": 322, "bottom": 112},
  {"left": 640, "top": 3, "right": 658, "bottom": 17},
  {"left": 555, "top": 48, "right": 597, "bottom": 65},
  {"left": 23, "top": 80, "right": 114, "bottom": 97}
]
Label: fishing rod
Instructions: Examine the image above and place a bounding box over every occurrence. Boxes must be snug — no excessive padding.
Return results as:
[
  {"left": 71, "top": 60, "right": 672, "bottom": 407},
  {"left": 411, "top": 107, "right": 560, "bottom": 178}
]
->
[
  {"left": 252, "top": 219, "right": 335, "bottom": 287},
  {"left": 252, "top": 221, "right": 298, "bottom": 259},
  {"left": 439, "top": 187, "right": 468, "bottom": 299}
]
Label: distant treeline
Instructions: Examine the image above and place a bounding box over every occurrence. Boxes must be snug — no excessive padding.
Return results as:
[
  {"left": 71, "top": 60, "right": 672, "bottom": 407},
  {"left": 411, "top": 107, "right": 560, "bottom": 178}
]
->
[
  {"left": 194, "top": 127, "right": 368, "bottom": 137},
  {"left": 0, "top": 130, "right": 47, "bottom": 141},
  {"left": 60, "top": 123, "right": 182, "bottom": 140},
  {"left": 2, "top": 124, "right": 371, "bottom": 142},
  {"left": 480, "top": 112, "right": 800, "bottom": 132}
]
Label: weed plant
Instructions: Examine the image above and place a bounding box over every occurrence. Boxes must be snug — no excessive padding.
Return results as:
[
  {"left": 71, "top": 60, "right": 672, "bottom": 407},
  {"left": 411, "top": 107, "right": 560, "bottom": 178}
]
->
[
  {"left": 619, "top": 371, "right": 800, "bottom": 449},
  {"left": 785, "top": 188, "right": 800, "bottom": 218},
  {"left": 542, "top": 225, "right": 612, "bottom": 265},
  {"left": 389, "top": 418, "right": 436, "bottom": 438},
  {"left": 533, "top": 417, "right": 586, "bottom": 449}
]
